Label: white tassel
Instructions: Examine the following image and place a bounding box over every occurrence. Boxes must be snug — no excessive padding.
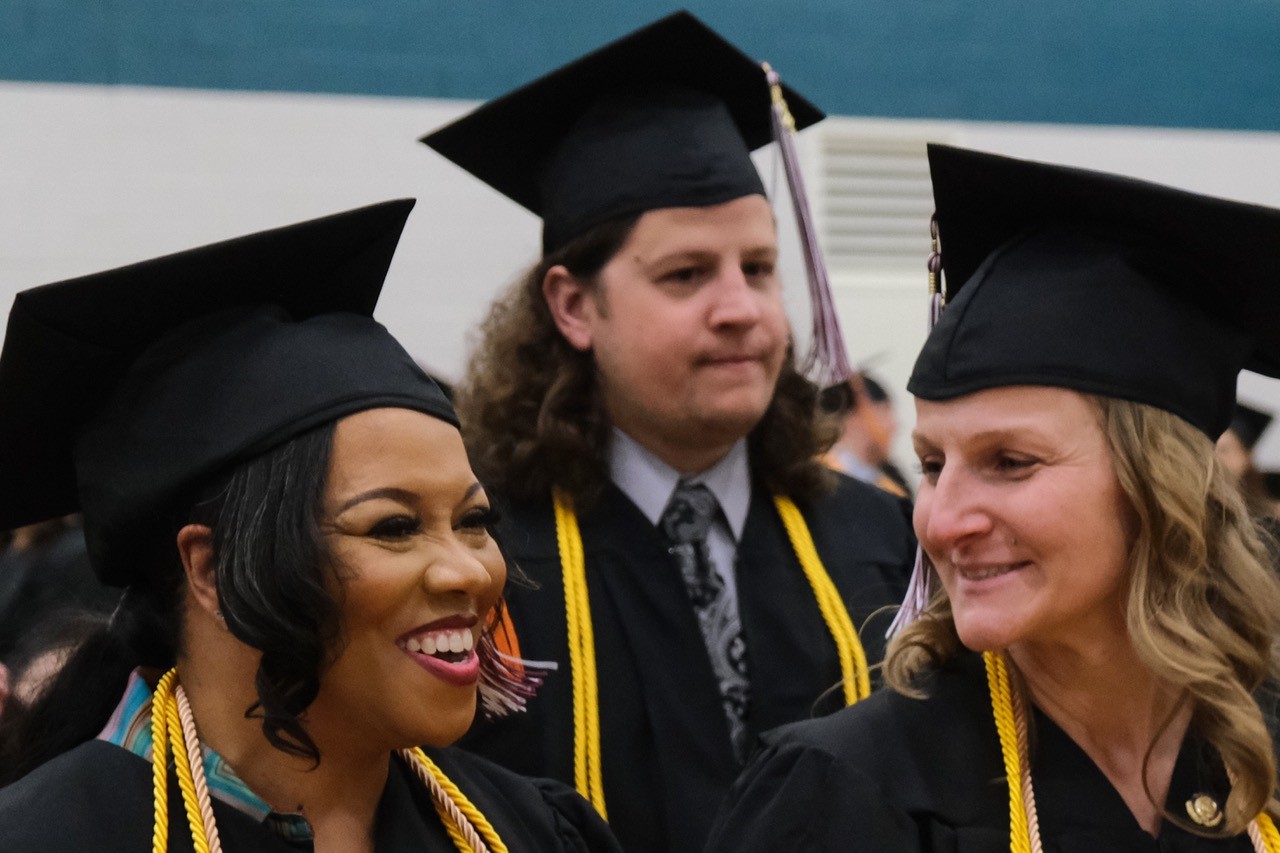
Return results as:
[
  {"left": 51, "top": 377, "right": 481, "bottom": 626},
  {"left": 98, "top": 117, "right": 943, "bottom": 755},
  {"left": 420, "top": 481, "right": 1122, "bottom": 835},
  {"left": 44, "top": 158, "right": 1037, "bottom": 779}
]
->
[
  {"left": 886, "top": 546, "right": 936, "bottom": 638},
  {"left": 477, "top": 634, "right": 558, "bottom": 719}
]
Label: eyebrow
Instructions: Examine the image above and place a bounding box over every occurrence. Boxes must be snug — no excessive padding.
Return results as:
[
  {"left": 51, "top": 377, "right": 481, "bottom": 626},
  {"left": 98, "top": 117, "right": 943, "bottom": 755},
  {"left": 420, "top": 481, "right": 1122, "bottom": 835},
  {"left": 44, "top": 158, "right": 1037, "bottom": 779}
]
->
[
  {"left": 912, "top": 425, "right": 1048, "bottom": 447},
  {"left": 336, "top": 481, "right": 484, "bottom": 514},
  {"left": 640, "top": 249, "right": 715, "bottom": 268}
]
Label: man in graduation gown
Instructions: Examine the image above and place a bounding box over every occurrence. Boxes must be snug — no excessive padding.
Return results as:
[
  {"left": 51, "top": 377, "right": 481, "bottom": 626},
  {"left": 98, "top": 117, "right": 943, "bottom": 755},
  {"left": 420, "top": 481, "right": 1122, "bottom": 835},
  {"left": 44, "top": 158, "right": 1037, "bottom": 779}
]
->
[{"left": 421, "top": 12, "right": 916, "bottom": 852}]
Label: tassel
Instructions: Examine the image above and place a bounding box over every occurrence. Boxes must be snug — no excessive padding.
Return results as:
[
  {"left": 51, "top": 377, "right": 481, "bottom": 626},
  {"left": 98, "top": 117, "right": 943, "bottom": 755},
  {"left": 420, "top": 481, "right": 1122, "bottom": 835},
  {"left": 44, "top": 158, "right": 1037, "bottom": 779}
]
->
[
  {"left": 927, "top": 212, "right": 945, "bottom": 329},
  {"left": 762, "top": 62, "right": 853, "bottom": 389},
  {"left": 885, "top": 546, "right": 936, "bottom": 638},
  {"left": 476, "top": 633, "right": 557, "bottom": 719},
  {"left": 886, "top": 214, "right": 947, "bottom": 639}
]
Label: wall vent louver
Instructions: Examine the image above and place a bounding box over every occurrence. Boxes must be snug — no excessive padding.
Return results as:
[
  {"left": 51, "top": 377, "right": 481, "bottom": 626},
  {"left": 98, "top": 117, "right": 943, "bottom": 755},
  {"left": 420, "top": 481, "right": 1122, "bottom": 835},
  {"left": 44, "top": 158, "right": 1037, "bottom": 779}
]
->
[{"left": 815, "top": 129, "right": 936, "bottom": 273}]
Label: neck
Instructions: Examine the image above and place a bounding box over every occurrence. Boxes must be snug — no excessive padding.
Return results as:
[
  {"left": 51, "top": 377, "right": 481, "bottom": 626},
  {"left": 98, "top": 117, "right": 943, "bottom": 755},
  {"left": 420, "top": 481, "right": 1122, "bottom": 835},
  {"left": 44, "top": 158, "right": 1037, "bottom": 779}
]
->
[
  {"left": 177, "top": 618, "right": 389, "bottom": 849},
  {"left": 1007, "top": 633, "right": 1190, "bottom": 835},
  {"left": 837, "top": 429, "right": 877, "bottom": 465},
  {"left": 620, "top": 428, "right": 735, "bottom": 475}
]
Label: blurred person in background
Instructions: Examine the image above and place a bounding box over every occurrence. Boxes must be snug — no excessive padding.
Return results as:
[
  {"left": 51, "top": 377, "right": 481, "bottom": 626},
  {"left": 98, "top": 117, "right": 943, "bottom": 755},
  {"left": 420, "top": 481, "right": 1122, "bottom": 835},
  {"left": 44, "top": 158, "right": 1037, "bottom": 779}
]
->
[
  {"left": 1216, "top": 402, "right": 1280, "bottom": 521},
  {"left": 820, "top": 371, "right": 912, "bottom": 498},
  {"left": 0, "top": 516, "right": 119, "bottom": 667}
]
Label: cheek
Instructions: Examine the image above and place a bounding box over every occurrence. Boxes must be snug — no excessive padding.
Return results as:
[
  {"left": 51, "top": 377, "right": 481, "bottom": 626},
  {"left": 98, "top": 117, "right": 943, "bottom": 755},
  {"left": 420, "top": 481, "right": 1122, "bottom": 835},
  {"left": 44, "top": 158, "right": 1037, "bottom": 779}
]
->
[
  {"left": 911, "top": 489, "right": 933, "bottom": 547},
  {"left": 1085, "top": 496, "right": 1134, "bottom": 588},
  {"left": 599, "top": 322, "right": 670, "bottom": 374},
  {"left": 484, "top": 548, "right": 508, "bottom": 602},
  {"left": 331, "top": 550, "right": 416, "bottom": 631},
  {"left": 758, "top": 297, "right": 789, "bottom": 344}
]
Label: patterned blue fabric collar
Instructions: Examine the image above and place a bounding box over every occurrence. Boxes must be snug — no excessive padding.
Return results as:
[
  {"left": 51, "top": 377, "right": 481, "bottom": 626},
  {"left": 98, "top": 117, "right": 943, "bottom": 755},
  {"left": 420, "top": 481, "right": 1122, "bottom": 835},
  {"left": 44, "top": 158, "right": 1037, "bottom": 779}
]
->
[{"left": 97, "top": 670, "right": 315, "bottom": 844}]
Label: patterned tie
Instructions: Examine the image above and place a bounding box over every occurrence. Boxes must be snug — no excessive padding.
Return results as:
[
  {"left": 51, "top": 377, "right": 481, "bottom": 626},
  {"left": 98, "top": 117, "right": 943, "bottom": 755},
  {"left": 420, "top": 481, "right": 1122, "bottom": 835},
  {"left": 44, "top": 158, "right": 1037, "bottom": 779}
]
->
[{"left": 659, "top": 480, "right": 751, "bottom": 760}]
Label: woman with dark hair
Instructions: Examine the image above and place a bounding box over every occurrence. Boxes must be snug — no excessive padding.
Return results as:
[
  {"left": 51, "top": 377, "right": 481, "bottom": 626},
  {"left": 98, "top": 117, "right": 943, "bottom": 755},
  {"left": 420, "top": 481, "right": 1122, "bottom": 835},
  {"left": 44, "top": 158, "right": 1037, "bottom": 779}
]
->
[
  {"left": 0, "top": 201, "right": 619, "bottom": 852},
  {"left": 707, "top": 148, "right": 1280, "bottom": 851}
]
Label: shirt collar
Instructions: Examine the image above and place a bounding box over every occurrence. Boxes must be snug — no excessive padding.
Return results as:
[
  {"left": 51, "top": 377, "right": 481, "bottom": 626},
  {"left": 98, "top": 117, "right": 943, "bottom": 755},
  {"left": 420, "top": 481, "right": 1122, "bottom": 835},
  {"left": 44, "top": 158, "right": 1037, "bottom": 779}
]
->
[
  {"left": 608, "top": 428, "right": 751, "bottom": 541},
  {"left": 829, "top": 446, "right": 882, "bottom": 484},
  {"left": 97, "top": 669, "right": 314, "bottom": 842}
]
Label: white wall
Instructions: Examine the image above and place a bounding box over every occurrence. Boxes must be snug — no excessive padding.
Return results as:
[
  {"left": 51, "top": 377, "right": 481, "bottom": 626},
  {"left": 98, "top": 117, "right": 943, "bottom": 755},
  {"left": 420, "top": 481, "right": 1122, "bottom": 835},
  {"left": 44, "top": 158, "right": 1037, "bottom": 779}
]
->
[{"left": 6, "top": 81, "right": 1280, "bottom": 468}]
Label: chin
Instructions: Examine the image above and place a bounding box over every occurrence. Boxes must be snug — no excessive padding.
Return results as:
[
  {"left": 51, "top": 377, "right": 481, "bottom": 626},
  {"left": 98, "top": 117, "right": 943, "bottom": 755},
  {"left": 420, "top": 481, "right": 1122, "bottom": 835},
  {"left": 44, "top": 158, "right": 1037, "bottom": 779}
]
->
[
  {"left": 699, "top": 397, "right": 773, "bottom": 435},
  {"left": 412, "top": 706, "right": 477, "bottom": 749},
  {"left": 952, "top": 612, "right": 1024, "bottom": 654}
]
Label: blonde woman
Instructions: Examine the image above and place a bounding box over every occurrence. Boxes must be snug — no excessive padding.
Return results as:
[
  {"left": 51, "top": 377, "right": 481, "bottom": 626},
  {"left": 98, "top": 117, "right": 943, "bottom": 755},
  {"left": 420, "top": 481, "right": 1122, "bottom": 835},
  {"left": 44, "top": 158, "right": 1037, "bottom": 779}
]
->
[{"left": 708, "top": 147, "right": 1280, "bottom": 852}]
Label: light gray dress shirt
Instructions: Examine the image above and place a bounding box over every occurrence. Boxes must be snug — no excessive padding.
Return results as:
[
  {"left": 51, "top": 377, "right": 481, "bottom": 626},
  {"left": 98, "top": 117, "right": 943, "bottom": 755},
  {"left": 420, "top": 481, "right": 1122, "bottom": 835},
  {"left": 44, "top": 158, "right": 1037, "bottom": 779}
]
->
[{"left": 607, "top": 428, "right": 751, "bottom": 601}]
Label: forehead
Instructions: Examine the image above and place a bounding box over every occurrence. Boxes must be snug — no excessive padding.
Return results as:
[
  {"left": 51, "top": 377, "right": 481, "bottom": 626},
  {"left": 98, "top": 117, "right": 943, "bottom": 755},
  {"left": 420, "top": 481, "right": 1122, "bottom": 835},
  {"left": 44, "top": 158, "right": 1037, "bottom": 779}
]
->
[
  {"left": 913, "top": 386, "right": 1102, "bottom": 441},
  {"left": 620, "top": 194, "right": 777, "bottom": 255},
  {"left": 327, "top": 408, "right": 469, "bottom": 491}
]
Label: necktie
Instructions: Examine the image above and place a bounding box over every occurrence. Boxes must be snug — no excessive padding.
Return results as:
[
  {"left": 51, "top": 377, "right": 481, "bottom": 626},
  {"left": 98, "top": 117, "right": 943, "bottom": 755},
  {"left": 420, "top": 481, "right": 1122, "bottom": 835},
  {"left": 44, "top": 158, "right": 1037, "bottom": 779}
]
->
[{"left": 659, "top": 480, "right": 750, "bottom": 760}]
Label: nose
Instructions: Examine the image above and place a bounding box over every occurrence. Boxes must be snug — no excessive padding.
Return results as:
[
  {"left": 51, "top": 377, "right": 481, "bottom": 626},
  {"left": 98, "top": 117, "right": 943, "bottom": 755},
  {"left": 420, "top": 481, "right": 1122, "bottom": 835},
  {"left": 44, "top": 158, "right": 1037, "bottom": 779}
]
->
[
  {"left": 423, "top": 541, "right": 504, "bottom": 605},
  {"left": 707, "top": 265, "right": 763, "bottom": 328},
  {"left": 916, "top": 466, "right": 993, "bottom": 554}
]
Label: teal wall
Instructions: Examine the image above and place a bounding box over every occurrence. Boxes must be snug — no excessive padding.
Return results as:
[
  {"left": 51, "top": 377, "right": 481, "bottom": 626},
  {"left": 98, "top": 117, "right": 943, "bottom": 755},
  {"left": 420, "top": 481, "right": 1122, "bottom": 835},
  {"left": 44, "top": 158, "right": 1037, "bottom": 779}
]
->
[{"left": 5, "top": 1, "right": 1279, "bottom": 131}]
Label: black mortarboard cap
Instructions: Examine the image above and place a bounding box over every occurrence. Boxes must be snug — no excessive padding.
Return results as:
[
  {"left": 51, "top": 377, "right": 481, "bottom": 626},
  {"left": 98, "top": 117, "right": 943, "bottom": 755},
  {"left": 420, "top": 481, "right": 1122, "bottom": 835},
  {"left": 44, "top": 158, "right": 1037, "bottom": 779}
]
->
[
  {"left": 908, "top": 145, "right": 1280, "bottom": 438},
  {"left": 1262, "top": 472, "right": 1280, "bottom": 501},
  {"left": 0, "top": 199, "right": 457, "bottom": 585},
  {"left": 420, "top": 11, "right": 823, "bottom": 254},
  {"left": 859, "top": 373, "right": 889, "bottom": 403},
  {"left": 819, "top": 371, "right": 891, "bottom": 414},
  {"left": 1229, "top": 402, "right": 1273, "bottom": 450}
]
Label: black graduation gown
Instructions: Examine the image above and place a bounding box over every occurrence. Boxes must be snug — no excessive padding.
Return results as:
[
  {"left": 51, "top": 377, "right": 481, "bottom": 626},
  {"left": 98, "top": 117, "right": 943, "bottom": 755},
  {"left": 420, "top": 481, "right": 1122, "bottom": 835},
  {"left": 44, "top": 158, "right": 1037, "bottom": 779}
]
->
[
  {"left": 465, "top": 475, "right": 915, "bottom": 853},
  {"left": 706, "top": 652, "right": 1253, "bottom": 852},
  {"left": 0, "top": 525, "right": 118, "bottom": 663},
  {"left": 0, "top": 739, "right": 621, "bottom": 852}
]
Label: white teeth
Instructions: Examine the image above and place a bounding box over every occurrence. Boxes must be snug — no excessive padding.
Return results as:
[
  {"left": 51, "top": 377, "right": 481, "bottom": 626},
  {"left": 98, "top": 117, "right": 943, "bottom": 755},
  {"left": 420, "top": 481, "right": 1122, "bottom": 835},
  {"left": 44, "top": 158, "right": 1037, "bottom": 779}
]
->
[
  {"left": 963, "top": 564, "right": 1016, "bottom": 581},
  {"left": 404, "top": 628, "right": 477, "bottom": 656}
]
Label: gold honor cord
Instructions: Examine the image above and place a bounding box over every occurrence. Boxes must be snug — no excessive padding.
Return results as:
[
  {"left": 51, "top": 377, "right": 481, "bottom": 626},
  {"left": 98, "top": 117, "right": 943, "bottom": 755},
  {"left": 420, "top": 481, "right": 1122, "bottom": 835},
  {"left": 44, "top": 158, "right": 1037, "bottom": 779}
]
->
[
  {"left": 772, "top": 495, "right": 871, "bottom": 703},
  {"left": 982, "top": 651, "right": 1280, "bottom": 853},
  {"left": 148, "top": 670, "right": 506, "bottom": 853},
  {"left": 553, "top": 487, "right": 609, "bottom": 818},
  {"left": 405, "top": 747, "right": 509, "bottom": 853},
  {"left": 552, "top": 489, "right": 872, "bottom": 817}
]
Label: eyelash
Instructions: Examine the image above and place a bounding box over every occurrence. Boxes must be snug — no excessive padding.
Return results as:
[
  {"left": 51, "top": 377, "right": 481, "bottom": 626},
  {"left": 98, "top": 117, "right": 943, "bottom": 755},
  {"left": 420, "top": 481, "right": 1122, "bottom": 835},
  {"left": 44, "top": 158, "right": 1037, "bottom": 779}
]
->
[
  {"left": 664, "top": 266, "right": 704, "bottom": 284},
  {"left": 368, "top": 515, "right": 420, "bottom": 539},
  {"left": 915, "top": 454, "right": 1037, "bottom": 481},
  {"left": 995, "top": 455, "right": 1036, "bottom": 472},
  {"left": 662, "top": 261, "right": 776, "bottom": 284},
  {"left": 459, "top": 506, "right": 500, "bottom": 532},
  {"left": 366, "top": 506, "right": 500, "bottom": 539}
]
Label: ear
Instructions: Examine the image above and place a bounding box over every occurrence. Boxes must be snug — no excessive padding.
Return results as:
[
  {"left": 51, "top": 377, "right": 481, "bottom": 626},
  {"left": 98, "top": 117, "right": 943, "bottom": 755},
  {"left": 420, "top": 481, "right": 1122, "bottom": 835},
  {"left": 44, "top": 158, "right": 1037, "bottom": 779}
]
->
[
  {"left": 176, "top": 524, "right": 220, "bottom": 619},
  {"left": 542, "top": 265, "right": 596, "bottom": 352}
]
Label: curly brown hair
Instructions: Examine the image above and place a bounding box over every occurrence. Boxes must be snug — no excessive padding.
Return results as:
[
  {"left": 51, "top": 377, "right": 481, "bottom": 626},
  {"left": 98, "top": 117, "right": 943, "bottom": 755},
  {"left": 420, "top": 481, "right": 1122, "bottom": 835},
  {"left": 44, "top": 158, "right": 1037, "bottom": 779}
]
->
[
  {"left": 457, "top": 214, "right": 840, "bottom": 506},
  {"left": 885, "top": 395, "right": 1280, "bottom": 835}
]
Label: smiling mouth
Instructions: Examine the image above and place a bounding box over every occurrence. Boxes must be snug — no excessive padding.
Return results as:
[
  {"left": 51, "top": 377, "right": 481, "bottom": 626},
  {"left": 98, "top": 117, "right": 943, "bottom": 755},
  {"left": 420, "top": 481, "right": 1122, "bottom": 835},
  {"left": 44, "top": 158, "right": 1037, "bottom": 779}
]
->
[
  {"left": 397, "top": 626, "right": 475, "bottom": 663},
  {"left": 396, "top": 625, "right": 481, "bottom": 687},
  {"left": 957, "top": 562, "right": 1029, "bottom": 582}
]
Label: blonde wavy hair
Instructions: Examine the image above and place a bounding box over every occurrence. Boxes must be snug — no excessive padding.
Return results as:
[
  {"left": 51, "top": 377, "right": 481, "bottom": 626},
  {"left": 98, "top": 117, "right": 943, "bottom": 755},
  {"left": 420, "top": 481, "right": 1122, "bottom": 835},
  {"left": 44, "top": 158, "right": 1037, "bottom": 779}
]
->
[{"left": 885, "top": 395, "right": 1280, "bottom": 834}]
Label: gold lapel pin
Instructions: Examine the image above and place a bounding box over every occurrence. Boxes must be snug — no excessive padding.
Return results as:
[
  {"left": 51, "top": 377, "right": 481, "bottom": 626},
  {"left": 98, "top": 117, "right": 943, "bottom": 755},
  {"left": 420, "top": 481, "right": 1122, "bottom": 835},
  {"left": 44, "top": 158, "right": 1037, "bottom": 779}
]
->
[{"left": 1186, "top": 794, "right": 1224, "bottom": 828}]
